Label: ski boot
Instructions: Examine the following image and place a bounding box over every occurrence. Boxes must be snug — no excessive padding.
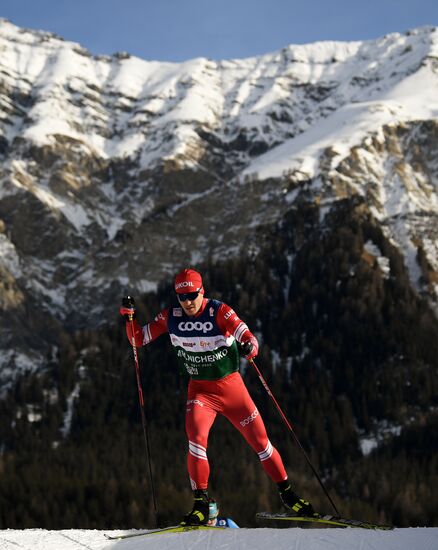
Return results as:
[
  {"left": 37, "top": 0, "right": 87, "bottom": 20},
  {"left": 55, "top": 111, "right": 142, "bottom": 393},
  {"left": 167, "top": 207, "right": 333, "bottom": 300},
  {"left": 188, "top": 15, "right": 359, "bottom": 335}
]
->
[
  {"left": 180, "top": 489, "right": 210, "bottom": 526},
  {"left": 278, "top": 481, "right": 318, "bottom": 517}
]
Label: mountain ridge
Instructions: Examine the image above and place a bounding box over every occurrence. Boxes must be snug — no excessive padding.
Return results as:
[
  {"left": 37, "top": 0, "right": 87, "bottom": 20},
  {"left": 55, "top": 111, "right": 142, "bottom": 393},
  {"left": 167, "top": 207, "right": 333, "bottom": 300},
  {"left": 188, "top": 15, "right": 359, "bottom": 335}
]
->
[{"left": 1, "top": 19, "right": 438, "bottom": 381}]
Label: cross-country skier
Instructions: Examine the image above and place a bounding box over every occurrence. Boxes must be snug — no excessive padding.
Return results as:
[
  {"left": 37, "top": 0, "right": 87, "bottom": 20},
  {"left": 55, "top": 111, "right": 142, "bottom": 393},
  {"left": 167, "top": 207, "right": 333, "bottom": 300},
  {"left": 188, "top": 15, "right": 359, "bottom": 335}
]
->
[{"left": 120, "top": 268, "right": 316, "bottom": 525}]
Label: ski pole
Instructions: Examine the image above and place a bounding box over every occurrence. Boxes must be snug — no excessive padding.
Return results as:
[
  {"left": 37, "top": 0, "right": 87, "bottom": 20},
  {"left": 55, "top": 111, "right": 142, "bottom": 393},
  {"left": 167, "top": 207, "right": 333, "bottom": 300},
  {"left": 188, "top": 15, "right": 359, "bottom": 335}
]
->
[
  {"left": 127, "top": 309, "right": 159, "bottom": 528},
  {"left": 248, "top": 358, "right": 340, "bottom": 516}
]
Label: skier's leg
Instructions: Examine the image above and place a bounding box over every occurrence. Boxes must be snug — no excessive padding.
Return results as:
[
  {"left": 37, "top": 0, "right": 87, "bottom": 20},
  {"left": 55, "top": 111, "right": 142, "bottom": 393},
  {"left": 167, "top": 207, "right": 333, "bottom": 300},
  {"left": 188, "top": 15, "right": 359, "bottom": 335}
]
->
[
  {"left": 234, "top": 409, "right": 288, "bottom": 482},
  {"left": 222, "top": 373, "right": 316, "bottom": 516},
  {"left": 220, "top": 373, "right": 287, "bottom": 482},
  {"left": 182, "top": 385, "right": 218, "bottom": 525},
  {"left": 185, "top": 392, "right": 217, "bottom": 490}
]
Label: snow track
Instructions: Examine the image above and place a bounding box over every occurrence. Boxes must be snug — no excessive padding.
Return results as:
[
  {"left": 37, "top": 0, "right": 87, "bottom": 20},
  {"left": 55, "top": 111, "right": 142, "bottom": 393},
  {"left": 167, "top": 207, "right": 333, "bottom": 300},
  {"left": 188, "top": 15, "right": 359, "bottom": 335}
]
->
[{"left": 0, "top": 527, "right": 437, "bottom": 550}]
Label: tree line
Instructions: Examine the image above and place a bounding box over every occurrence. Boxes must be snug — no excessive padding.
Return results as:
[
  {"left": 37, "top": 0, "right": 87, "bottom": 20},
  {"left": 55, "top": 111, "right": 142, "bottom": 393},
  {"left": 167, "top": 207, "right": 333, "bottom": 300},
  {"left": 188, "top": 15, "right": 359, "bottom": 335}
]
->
[{"left": 0, "top": 197, "right": 437, "bottom": 528}]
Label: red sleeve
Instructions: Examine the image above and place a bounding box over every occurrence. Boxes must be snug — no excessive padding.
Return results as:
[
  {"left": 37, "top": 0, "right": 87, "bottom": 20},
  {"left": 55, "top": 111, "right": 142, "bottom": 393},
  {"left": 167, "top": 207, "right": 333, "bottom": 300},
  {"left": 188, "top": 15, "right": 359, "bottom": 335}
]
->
[
  {"left": 216, "top": 302, "right": 254, "bottom": 343},
  {"left": 125, "top": 308, "right": 169, "bottom": 346},
  {"left": 143, "top": 308, "right": 169, "bottom": 344}
]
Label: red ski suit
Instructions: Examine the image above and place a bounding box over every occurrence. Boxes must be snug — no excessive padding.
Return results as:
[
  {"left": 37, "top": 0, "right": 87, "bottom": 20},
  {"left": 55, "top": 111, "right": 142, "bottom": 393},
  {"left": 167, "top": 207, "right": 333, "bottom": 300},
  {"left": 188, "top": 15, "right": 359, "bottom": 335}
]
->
[{"left": 127, "top": 298, "right": 287, "bottom": 490}]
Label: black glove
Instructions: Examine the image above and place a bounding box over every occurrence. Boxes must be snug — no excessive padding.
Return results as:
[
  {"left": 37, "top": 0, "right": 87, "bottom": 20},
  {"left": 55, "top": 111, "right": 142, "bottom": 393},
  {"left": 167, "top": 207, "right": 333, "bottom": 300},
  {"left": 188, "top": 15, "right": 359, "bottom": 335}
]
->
[
  {"left": 120, "top": 295, "right": 136, "bottom": 320},
  {"left": 240, "top": 336, "right": 258, "bottom": 359},
  {"left": 240, "top": 341, "right": 253, "bottom": 357}
]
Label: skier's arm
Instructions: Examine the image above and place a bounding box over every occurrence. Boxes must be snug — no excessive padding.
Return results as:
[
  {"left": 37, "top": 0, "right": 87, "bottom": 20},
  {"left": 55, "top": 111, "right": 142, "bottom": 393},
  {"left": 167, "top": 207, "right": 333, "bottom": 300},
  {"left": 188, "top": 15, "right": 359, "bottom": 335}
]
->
[
  {"left": 120, "top": 300, "right": 169, "bottom": 347},
  {"left": 141, "top": 310, "right": 169, "bottom": 344},
  {"left": 216, "top": 303, "right": 259, "bottom": 359}
]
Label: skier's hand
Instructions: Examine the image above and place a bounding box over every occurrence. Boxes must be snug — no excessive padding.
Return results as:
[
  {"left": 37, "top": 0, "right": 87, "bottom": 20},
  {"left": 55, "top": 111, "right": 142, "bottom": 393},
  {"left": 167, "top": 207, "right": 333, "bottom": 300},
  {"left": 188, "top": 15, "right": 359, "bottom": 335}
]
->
[
  {"left": 241, "top": 336, "right": 258, "bottom": 360},
  {"left": 120, "top": 295, "right": 136, "bottom": 320}
]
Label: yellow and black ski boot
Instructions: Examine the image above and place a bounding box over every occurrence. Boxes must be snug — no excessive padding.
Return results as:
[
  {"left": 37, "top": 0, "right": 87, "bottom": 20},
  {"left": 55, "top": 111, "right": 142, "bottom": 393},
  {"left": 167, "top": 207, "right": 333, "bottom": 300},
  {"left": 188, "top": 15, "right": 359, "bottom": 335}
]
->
[
  {"left": 181, "top": 489, "right": 210, "bottom": 526},
  {"left": 278, "top": 481, "right": 318, "bottom": 517}
]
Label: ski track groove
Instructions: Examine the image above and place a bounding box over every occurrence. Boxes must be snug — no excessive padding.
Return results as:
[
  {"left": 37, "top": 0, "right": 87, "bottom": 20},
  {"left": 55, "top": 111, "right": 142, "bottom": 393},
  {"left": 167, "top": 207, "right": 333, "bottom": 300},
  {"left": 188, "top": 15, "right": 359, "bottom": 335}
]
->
[
  {"left": 0, "top": 538, "right": 31, "bottom": 550},
  {"left": 58, "top": 532, "right": 95, "bottom": 550}
]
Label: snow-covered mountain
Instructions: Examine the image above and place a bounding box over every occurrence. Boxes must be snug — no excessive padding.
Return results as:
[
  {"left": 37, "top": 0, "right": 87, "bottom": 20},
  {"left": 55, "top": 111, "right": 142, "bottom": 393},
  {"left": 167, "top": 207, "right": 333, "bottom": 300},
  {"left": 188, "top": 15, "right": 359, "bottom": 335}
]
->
[{"left": 1, "top": 18, "right": 438, "bottom": 381}]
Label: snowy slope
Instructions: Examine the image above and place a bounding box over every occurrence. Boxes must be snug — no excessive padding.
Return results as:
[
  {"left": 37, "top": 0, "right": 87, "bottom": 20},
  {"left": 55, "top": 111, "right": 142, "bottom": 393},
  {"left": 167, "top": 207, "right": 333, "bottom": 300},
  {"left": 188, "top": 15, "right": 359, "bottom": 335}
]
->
[
  {"left": 0, "top": 20, "right": 434, "bottom": 223},
  {"left": 242, "top": 31, "right": 438, "bottom": 181},
  {"left": 0, "top": 527, "right": 437, "bottom": 550},
  {"left": 1, "top": 19, "right": 437, "bottom": 174}
]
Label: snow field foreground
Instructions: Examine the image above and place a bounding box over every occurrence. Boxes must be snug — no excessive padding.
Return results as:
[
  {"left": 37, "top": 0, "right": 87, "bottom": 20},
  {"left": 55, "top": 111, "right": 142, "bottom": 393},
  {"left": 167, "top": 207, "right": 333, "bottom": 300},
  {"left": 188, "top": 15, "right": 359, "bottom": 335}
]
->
[{"left": 0, "top": 527, "right": 437, "bottom": 550}]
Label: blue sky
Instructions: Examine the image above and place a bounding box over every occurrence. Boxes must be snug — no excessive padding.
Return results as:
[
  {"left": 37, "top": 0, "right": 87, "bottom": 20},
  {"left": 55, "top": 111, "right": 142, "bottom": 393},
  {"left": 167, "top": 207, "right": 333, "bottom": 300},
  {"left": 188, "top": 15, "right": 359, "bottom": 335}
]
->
[{"left": 1, "top": 0, "right": 437, "bottom": 62}]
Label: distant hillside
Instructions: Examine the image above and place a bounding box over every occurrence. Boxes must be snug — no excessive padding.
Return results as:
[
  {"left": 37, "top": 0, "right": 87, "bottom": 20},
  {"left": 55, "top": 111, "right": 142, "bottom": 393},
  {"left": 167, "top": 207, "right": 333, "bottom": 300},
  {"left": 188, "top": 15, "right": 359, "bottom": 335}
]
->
[{"left": 0, "top": 203, "right": 436, "bottom": 528}]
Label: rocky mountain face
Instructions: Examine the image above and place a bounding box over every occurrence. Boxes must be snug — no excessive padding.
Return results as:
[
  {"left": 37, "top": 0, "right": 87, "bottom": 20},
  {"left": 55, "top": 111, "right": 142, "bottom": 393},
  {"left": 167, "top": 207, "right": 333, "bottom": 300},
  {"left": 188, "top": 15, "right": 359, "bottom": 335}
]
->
[{"left": 0, "top": 18, "right": 438, "bottom": 382}]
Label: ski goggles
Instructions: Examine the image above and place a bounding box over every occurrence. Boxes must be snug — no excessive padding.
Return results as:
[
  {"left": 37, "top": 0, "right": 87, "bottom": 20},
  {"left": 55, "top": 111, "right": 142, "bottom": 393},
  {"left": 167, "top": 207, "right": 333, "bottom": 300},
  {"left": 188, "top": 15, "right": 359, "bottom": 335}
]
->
[{"left": 176, "top": 287, "right": 202, "bottom": 302}]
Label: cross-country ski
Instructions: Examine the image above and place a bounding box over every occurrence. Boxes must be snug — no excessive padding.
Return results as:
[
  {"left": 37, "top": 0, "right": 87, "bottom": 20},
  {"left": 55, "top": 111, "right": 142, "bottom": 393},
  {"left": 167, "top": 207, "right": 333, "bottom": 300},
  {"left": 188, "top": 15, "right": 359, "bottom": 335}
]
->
[{"left": 256, "top": 512, "right": 393, "bottom": 530}]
